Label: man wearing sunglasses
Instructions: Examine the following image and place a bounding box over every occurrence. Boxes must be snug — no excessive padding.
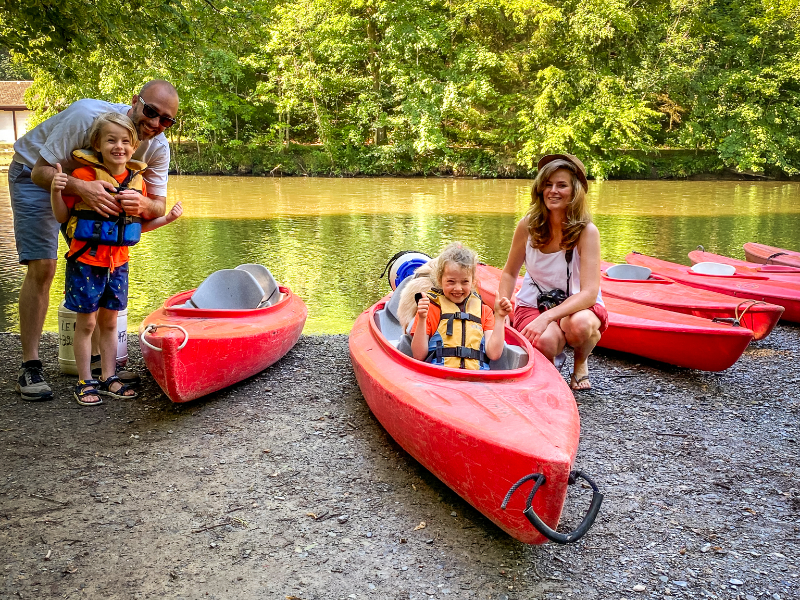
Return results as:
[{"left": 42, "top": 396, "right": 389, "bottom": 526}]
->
[{"left": 8, "top": 79, "right": 179, "bottom": 401}]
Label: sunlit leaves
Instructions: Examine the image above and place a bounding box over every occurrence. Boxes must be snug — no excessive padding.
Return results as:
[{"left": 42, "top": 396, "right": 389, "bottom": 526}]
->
[{"left": 6, "top": 0, "right": 800, "bottom": 175}]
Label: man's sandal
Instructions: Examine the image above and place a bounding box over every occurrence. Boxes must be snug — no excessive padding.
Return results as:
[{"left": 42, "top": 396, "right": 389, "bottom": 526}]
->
[
  {"left": 98, "top": 375, "right": 138, "bottom": 399},
  {"left": 74, "top": 380, "right": 103, "bottom": 406}
]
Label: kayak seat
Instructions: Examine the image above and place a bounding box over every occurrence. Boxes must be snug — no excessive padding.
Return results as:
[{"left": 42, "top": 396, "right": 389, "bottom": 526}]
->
[
  {"left": 605, "top": 264, "right": 652, "bottom": 280},
  {"left": 394, "top": 334, "right": 414, "bottom": 357},
  {"left": 189, "top": 269, "right": 265, "bottom": 309},
  {"left": 690, "top": 262, "right": 736, "bottom": 276},
  {"left": 235, "top": 264, "right": 281, "bottom": 306},
  {"left": 490, "top": 344, "right": 528, "bottom": 371},
  {"left": 376, "top": 277, "right": 411, "bottom": 341}
]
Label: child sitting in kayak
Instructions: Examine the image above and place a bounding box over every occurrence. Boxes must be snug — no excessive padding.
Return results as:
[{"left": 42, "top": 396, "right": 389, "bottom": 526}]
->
[
  {"left": 50, "top": 112, "right": 182, "bottom": 406},
  {"left": 409, "top": 242, "right": 512, "bottom": 370}
]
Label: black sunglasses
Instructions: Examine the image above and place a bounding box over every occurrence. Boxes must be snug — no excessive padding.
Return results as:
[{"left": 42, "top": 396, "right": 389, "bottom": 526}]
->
[{"left": 139, "top": 97, "right": 176, "bottom": 128}]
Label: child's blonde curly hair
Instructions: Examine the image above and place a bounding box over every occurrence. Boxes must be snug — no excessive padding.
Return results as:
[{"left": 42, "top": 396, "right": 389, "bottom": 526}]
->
[
  {"left": 397, "top": 242, "right": 481, "bottom": 331},
  {"left": 430, "top": 242, "right": 478, "bottom": 288}
]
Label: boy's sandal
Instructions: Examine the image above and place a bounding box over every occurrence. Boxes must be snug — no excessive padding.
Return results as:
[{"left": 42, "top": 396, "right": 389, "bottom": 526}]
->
[
  {"left": 98, "top": 375, "right": 138, "bottom": 399},
  {"left": 74, "top": 379, "right": 103, "bottom": 406},
  {"left": 91, "top": 355, "right": 142, "bottom": 385}
]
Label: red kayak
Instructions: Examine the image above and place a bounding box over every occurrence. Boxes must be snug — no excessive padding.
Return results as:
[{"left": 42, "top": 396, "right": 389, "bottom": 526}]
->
[
  {"left": 599, "top": 261, "right": 783, "bottom": 340},
  {"left": 689, "top": 249, "right": 800, "bottom": 281},
  {"left": 627, "top": 252, "right": 800, "bottom": 323},
  {"left": 743, "top": 242, "right": 800, "bottom": 268},
  {"left": 478, "top": 264, "right": 753, "bottom": 371},
  {"left": 350, "top": 289, "right": 601, "bottom": 545},
  {"left": 139, "top": 286, "right": 306, "bottom": 403}
]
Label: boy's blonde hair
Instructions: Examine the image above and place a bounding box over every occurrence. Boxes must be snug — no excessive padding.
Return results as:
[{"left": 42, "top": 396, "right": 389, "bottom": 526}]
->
[
  {"left": 89, "top": 112, "right": 140, "bottom": 151},
  {"left": 431, "top": 242, "right": 478, "bottom": 288}
]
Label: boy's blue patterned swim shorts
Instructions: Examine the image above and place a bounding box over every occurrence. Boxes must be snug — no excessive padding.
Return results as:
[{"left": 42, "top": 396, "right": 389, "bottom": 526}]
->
[{"left": 64, "top": 260, "right": 129, "bottom": 313}]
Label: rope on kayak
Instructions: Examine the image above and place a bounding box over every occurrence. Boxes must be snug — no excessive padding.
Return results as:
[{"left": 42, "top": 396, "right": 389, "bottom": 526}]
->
[
  {"left": 766, "top": 252, "right": 788, "bottom": 264},
  {"left": 712, "top": 300, "right": 766, "bottom": 327},
  {"left": 501, "top": 470, "right": 603, "bottom": 544},
  {"left": 140, "top": 324, "right": 189, "bottom": 352}
]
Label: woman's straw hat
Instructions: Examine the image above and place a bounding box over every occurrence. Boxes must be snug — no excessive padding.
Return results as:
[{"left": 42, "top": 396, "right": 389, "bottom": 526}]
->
[{"left": 537, "top": 154, "right": 588, "bottom": 189}]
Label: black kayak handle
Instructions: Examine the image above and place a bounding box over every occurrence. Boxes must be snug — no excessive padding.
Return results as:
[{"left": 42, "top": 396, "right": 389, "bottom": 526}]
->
[{"left": 501, "top": 470, "right": 603, "bottom": 544}]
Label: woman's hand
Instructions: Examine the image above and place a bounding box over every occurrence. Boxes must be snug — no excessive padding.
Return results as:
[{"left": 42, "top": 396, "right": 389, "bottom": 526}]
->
[{"left": 519, "top": 312, "right": 553, "bottom": 346}]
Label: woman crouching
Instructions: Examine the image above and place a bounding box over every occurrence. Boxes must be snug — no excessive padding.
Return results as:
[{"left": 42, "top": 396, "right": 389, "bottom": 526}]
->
[{"left": 498, "top": 154, "right": 608, "bottom": 390}]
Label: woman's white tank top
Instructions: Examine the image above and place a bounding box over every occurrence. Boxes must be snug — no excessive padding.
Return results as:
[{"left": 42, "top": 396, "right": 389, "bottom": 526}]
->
[{"left": 515, "top": 241, "right": 604, "bottom": 308}]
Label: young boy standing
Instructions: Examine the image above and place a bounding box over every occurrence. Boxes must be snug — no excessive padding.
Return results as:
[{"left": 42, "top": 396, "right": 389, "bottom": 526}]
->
[{"left": 50, "top": 112, "right": 182, "bottom": 406}]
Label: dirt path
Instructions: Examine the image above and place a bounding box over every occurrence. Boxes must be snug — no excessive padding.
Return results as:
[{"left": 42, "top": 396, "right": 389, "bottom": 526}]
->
[{"left": 1, "top": 327, "right": 798, "bottom": 599}]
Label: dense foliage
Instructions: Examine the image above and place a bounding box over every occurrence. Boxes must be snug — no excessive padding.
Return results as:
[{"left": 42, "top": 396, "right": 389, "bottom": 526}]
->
[{"left": 2, "top": 0, "right": 799, "bottom": 177}]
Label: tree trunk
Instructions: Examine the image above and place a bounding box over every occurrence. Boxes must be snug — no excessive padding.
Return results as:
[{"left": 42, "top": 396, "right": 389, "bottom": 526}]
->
[{"left": 367, "top": 18, "right": 386, "bottom": 146}]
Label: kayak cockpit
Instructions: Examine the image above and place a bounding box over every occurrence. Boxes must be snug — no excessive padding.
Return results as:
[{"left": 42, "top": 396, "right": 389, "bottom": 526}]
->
[
  {"left": 373, "top": 280, "right": 530, "bottom": 372},
  {"left": 163, "top": 264, "right": 291, "bottom": 317},
  {"left": 175, "top": 264, "right": 286, "bottom": 310}
]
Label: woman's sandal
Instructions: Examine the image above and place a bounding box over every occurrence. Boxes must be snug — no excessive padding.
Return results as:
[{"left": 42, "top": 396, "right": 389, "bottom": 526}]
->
[
  {"left": 570, "top": 373, "right": 592, "bottom": 391},
  {"left": 98, "top": 375, "right": 138, "bottom": 399},
  {"left": 74, "top": 380, "right": 103, "bottom": 406}
]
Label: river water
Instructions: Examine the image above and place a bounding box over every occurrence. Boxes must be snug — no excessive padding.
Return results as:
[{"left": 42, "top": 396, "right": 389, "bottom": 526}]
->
[{"left": 1, "top": 176, "right": 799, "bottom": 333}]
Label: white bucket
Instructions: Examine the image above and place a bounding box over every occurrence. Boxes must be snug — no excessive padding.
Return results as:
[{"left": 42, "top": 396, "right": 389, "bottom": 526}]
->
[
  {"left": 58, "top": 300, "right": 128, "bottom": 375},
  {"left": 388, "top": 252, "right": 432, "bottom": 290}
]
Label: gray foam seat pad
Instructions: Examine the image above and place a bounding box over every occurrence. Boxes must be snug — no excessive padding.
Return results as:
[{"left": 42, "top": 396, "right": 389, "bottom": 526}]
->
[{"left": 190, "top": 269, "right": 265, "bottom": 309}]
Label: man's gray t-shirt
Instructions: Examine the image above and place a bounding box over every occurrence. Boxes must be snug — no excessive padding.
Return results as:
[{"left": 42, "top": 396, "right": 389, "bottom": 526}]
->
[{"left": 13, "top": 98, "right": 170, "bottom": 196}]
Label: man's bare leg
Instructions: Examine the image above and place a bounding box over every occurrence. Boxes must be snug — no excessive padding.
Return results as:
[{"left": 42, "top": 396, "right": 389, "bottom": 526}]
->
[{"left": 19, "top": 259, "right": 57, "bottom": 362}]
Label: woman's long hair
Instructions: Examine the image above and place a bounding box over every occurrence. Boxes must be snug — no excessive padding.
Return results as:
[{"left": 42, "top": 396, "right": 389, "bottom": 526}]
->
[{"left": 525, "top": 159, "right": 591, "bottom": 250}]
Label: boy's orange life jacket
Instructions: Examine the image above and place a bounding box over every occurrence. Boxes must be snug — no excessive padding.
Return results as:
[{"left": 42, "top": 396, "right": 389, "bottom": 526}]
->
[{"left": 63, "top": 148, "right": 147, "bottom": 263}]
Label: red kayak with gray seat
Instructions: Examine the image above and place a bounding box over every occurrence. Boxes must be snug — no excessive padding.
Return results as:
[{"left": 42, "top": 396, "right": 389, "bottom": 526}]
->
[
  {"left": 599, "top": 262, "right": 783, "bottom": 340},
  {"left": 350, "top": 268, "right": 603, "bottom": 545},
  {"left": 139, "top": 264, "right": 307, "bottom": 403},
  {"left": 626, "top": 252, "right": 800, "bottom": 323},
  {"left": 477, "top": 263, "right": 754, "bottom": 372},
  {"left": 688, "top": 248, "right": 800, "bottom": 282}
]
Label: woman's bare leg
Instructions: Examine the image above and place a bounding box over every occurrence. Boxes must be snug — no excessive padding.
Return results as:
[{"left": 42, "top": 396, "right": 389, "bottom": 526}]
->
[
  {"left": 561, "top": 310, "right": 602, "bottom": 389},
  {"left": 534, "top": 321, "right": 567, "bottom": 363}
]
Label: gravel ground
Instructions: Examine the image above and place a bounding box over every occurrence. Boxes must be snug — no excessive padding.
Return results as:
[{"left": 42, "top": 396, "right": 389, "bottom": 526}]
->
[{"left": 0, "top": 325, "right": 798, "bottom": 600}]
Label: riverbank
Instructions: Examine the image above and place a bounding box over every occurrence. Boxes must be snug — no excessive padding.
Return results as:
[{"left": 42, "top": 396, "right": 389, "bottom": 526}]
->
[
  {"left": 1, "top": 328, "right": 799, "bottom": 599},
  {"left": 3, "top": 142, "right": 787, "bottom": 180},
  {"left": 169, "top": 144, "right": 742, "bottom": 180}
]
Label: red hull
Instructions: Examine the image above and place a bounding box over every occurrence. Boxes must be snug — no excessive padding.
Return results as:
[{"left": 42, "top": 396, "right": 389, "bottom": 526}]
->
[
  {"left": 349, "top": 297, "right": 579, "bottom": 545},
  {"left": 689, "top": 249, "right": 800, "bottom": 282},
  {"left": 477, "top": 264, "right": 753, "bottom": 371},
  {"left": 743, "top": 242, "right": 800, "bottom": 268},
  {"left": 627, "top": 253, "right": 800, "bottom": 323},
  {"left": 139, "top": 287, "right": 307, "bottom": 402},
  {"left": 600, "top": 261, "right": 783, "bottom": 340}
]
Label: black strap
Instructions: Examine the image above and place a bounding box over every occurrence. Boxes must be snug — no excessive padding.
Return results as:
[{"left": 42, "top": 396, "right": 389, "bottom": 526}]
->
[
  {"left": 436, "top": 346, "right": 484, "bottom": 361},
  {"left": 440, "top": 311, "right": 482, "bottom": 336},
  {"left": 116, "top": 169, "right": 135, "bottom": 190},
  {"left": 530, "top": 247, "right": 574, "bottom": 295},
  {"left": 565, "top": 247, "right": 573, "bottom": 296},
  {"left": 65, "top": 242, "right": 95, "bottom": 262},
  {"left": 426, "top": 343, "right": 488, "bottom": 364}
]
